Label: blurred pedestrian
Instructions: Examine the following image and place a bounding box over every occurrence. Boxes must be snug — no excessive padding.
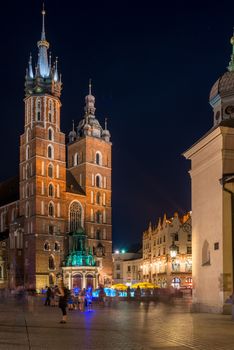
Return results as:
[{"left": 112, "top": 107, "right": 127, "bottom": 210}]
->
[
  {"left": 44, "top": 286, "right": 52, "bottom": 306},
  {"left": 57, "top": 281, "right": 68, "bottom": 324}
]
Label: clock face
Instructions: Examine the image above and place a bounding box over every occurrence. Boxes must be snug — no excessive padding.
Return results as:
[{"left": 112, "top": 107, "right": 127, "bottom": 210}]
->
[
  {"left": 182, "top": 223, "right": 191, "bottom": 233},
  {"left": 225, "top": 105, "right": 234, "bottom": 115}
]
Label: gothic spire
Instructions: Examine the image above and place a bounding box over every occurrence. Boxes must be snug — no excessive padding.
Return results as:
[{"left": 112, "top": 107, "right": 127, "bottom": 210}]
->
[
  {"left": 37, "top": 4, "right": 50, "bottom": 78},
  {"left": 28, "top": 53, "right": 34, "bottom": 79},
  {"left": 228, "top": 28, "right": 234, "bottom": 72}
]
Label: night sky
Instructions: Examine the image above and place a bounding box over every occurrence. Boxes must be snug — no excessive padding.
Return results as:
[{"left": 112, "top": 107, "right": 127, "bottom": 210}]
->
[{"left": 0, "top": 0, "right": 233, "bottom": 248}]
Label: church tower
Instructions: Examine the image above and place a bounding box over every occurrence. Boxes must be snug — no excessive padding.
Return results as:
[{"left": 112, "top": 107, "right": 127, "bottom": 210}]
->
[
  {"left": 67, "top": 81, "right": 112, "bottom": 284},
  {"left": 19, "top": 7, "right": 66, "bottom": 289},
  {"left": 183, "top": 32, "right": 234, "bottom": 313}
]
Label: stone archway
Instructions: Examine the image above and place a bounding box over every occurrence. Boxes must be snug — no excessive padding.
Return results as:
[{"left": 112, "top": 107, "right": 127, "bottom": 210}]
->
[{"left": 72, "top": 274, "right": 82, "bottom": 289}]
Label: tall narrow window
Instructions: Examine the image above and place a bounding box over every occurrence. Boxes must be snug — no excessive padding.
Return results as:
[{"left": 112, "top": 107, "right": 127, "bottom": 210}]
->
[
  {"left": 36, "top": 98, "right": 41, "bottom": 121},
  {"left": 48, "top": 164, "right": 53, "bottom": 178},
  {"left": 48, "top": 184, "right": 54, "bottom": 197},
  {"left": 96, "top": 192, "right": 101, "bottom": 205},
  {"left": 49, "top": 255, "right": 55, "bottom": 270},
  {"left": 48, "top": 145, "right": 53, "bottom": 159},
  {"left": 48, "top": 202, "right": 54, "bottom": 217},
  {"left": 69, "top": 201, "right": 83, "bottom": 231},
  {"left": 96, "top": 211, "right": 102, "bottom": 223},
  {"left": 48, "top": 128, "right": 54, "bottom": 141},
  {"left": 96, "top": 175, "right": 101, "bottom": 188},
  {"left": 48, "top": 99, "right": 53, "bottom": 123},
  {"left": 95, "top": 152, "right": 102, "bottom": 165}
]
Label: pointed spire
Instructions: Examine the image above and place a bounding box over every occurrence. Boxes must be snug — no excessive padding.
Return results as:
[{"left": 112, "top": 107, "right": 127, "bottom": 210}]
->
[
  {"left": 37, "top": 4, "right": 50, "bottom": 78},
  {"left": 105, "top": 117, "right": 108, "bottom": 130},
  {"left": 228, "top": 28, "right": 234, "bottom": 72},
  {"left": 54, "top": 57, "right": 59, "bottom": 82},
  {"left": 72, "top": 119, "right": 75, "bottom": 132},
  {"left": 41, "top": 3, "right": 46, "bottom": 40},
  {"left": 28, "top": 53, "right": 34, "bottom": 79}
]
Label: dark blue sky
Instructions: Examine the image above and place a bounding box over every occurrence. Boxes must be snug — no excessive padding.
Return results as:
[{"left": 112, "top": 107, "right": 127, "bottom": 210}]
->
[{"left": 0, "top": 0, "right": 233, "bottom": 248}]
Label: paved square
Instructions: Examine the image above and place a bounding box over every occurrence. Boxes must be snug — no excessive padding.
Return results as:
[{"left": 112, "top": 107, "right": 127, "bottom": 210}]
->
[{"left": 0, "top": 297, "right": 234, "bottom": 349}]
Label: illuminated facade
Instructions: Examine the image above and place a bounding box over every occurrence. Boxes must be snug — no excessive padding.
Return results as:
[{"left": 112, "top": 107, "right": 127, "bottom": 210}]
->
[
  {"left": 183, "top": 33, "right": 234, "bottom": 313},
  {"left": 112, "top": 251, "right": 142, "bottom": 285},
  {"left": 142, "top": 212, "right": 192, "bottom": 288},
  {"left": 0, "top": 9, "right": 112, "bottom": 290}
]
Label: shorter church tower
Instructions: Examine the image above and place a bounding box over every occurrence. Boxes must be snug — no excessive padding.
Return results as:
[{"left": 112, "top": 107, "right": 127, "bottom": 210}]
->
[{"left": 67, "top": 81, "right": 112, "bottom": 285}]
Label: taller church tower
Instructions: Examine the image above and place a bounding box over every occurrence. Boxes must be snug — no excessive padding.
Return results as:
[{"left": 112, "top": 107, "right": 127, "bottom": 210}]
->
[
  {"left": 184, "top": 33, "right": 234, "bottom": 313},
  {"left": 19, "top": 8, "right": 66, "bottom": 289}
]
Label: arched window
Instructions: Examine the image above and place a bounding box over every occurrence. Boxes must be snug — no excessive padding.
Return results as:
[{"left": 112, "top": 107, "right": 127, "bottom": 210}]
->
[
  {"left": 202, "top": 240, "right": 210, "bottom": 266},
  {"left": 171, "top": 277, "right": 181, "bottom": 289},
  {"left": 48, "top": 99, "right": 53, "bottom": 123},
  {"left": 48, "top": 164, "right": 53, "bottom": 178},
  {"left": 73, "top": 153, "right": 78, "bottom": 166},
  {"left": 26, "top": 183, "right": 30, "bottom": 198},
  {"left": 54, "top": 242, "right": 60, "bottom": 251},
  {"left": 48, "top": 128, "right": 54, "bottom": 141},
  {"left": 69, "top": 201, "right": 83, "bottom": 231},
  {"left": 26, "top": 145, "right": 30, "bottom": 160},
  {"left": 48, "top": 255, "right": 55, "bottom": 270},
  {"left": 36, "top": 98, "right": 41, "bottom": 121},
  {"left": 96, "top": 175, "right": 102, "bottom": 188},
  {"left": 44, "top": 242, "right": 50, "bottom": 251},
  {"left": 48, "top": 145, "right": 53, "bottom": 159},
  {"left": 48, "top": 184, "right": 54, "bottom": 197},
  {"left": 11, "top": 208, "right": 16, "bottom": 222},
  {"left": 95, "top": 152, "right": 102, "bottom": 165},
  {"left": 96, "top": 192, "right": 101, "bottom": 205},
  {"left": 48, "top": 202, "right": 54, "bottom": 217},
  {"left": 96, "top": 211, "right": 102, "bottom": 224}
]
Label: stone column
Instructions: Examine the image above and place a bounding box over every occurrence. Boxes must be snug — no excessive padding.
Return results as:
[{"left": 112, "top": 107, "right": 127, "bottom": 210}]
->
[{"left": 82, "top": 272, "right": 86, "bottom": 289}]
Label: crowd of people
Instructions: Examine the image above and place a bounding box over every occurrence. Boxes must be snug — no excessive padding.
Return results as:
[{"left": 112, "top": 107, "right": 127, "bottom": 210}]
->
[{"left": 44, "top": 282, "right": 102, "bottom": 323}]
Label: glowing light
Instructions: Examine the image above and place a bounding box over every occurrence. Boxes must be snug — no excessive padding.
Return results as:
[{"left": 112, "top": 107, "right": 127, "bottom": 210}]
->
[
  {"left": 121, "top": 249, "right": 125, "bottom": 254},
  {"left": 115, "top": 250, "right": 119, "bottom": 254}
]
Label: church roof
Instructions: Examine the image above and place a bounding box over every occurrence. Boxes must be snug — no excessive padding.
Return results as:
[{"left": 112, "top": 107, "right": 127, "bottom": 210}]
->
[
  {"left": 210, "top": 71, "right": 234, "bottom": 101},
  {"left": 66, "top": 170, "right": 85, "bottom": 195},
  {"left": 0, "top": 176, "right": 19, "bottom": 207}
]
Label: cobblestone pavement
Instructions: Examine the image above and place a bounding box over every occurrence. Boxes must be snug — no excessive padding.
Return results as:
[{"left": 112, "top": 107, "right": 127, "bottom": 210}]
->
[{"left": 0, "top": 297, "right": 234, "bottom": 350}]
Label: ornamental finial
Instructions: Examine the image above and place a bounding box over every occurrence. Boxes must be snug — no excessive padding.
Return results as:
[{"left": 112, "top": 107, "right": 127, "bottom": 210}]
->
[
  {"left": 228, "top": 28, "right": 234, "bottom": 72},
  {"left": 89, "top": 78, "right": 92, "bottom": 95}
]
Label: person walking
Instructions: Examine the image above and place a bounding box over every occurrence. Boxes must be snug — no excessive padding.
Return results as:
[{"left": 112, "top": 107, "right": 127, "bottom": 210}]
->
[
  {"left": 57, "top": 281, "right": 68, "bottom": 324},
  {"left": 44, "top": 286, "right": 52, "bottom": 306}
]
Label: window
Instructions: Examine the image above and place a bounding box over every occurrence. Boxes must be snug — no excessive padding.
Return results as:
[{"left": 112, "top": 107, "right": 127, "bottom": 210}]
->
[
  {"left": 36, "top": 98, "right": 41, "bottom": 121},
  {"left": 26, "top": 202, "right": 30, "bottom": 218},
  {"left": 48, "top": 203, "right": 54, "bottom": 217},
  {"left": 96, "top": 211, "right": 102, "bottom": 223},
  {"left": 48, "top": 164, "right": 53, "bottom": 178},
  {"left": 96, "top": 230, "right": 101, "bottom": 240},
  {"left": 96, "top": 175, "right": 101, "bottom": 188},
  {"left": 163, "top": 235, "right": 165, "bottom": 243},
  {"left": 102, "top": 228, "right": 106, "bottom": 240},
  {"left": 48, "top": 128, "right": 53, "bottom": 141},
  {"left": 48, "top": 99, "right": 53, "bottom": 122},
  {"left": 69, "top": 201, "right": 83, "bottom": 231},
  {"left": 96, "top": 152, "right": 102, "bottom": 165},
  {"left": 54, "top": 242, "right": 60, "bottom": 251},
  {"left": 174, "top": 233, "right": 179, "bottom": 241},
  {"left": 96, "top": 192, "right": 101, "bottom": 205},
  {"left": 187, "top": 246, "right": 192, "bottom": 254},
  {"left": 163, "top": 247, "right": 166, "bottom": 255},
  {"left": 127, "top": 266, "right": 131, "bottom": 272},
  {"left": 0, "top": 265, "right": 3, "bottom": 279},
  {"left": 214, "top": 242, "right": 219, "bottom": 250},
  {"left": 26, "top": 128, "right": 30, "bottom": 143},
  {"left": 202, "top": 240, "right": 210, "bottom": 266},
  {"left": 44, "top": 242, "right": 50, "bottom": 250},
  {"left": 187, "top": 234, "right": 191, "bottom": 242},
  {"left": 48, "top": 184, "right": 54, "bottom": 197},
  {"left": 116, "top": 264, "right": 120, "bottom": 270},
  {"left": 48, "top": 145, "right": 53, "bottom": 159},
  {"left": 48, "top": 255, "right": 55, "bottom": 270},
  {"left": 116, "top": 273, "right": 120, "bottom": 280},
  {"left": 48, "top": 225, "right": 54, "bottom": 235}
]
